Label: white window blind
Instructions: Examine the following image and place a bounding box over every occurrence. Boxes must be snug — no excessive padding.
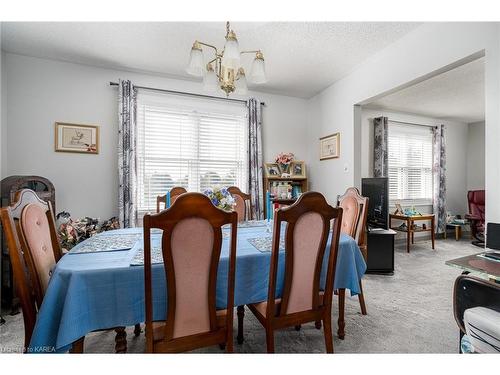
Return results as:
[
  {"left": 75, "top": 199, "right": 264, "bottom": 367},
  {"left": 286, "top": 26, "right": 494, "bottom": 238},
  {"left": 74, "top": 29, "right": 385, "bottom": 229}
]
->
[
  {"left": 137, "top": 92, "right": 248, "bottom": 213},
  {"left": 388, "top": 122, "right": 433, "bottom": 205}
]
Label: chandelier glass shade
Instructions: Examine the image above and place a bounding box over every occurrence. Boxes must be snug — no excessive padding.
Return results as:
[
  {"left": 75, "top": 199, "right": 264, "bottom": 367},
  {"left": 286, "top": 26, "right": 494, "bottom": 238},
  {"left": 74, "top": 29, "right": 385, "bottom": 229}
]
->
[
  {"left": 186, "top": 43, "right": 204, "bottom": 77},
  {"left": 186, "top": 22, "right": 267, "bottom": 96}
]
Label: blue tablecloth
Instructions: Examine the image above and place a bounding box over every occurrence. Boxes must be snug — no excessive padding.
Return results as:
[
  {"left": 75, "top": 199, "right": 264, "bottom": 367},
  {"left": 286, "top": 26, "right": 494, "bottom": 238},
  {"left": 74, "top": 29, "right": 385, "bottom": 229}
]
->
[{"left": 29, "top": 223, "right": 366, "bottom": 352}]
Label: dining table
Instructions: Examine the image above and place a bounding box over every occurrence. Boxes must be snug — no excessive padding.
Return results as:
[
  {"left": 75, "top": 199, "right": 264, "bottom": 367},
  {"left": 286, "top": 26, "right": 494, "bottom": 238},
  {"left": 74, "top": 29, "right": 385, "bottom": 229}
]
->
[{"left": 29, "top": 220, "right": 366, "bottom": 353}]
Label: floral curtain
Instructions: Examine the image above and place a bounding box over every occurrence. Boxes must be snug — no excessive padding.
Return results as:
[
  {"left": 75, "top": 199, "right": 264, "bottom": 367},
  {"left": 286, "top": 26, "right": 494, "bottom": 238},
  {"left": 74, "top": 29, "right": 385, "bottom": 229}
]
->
[
  {"left": 118, "top": 79, "right": 138, "bottom": 228},
  {"left": 248, "top": 98, "right": 264, "bottom": 220},
  {"left": 433, "top": 124, "right": 447, "bottom": 234},
  {"left": 373, "top": 116, "right": 389, "bottom": 177}
]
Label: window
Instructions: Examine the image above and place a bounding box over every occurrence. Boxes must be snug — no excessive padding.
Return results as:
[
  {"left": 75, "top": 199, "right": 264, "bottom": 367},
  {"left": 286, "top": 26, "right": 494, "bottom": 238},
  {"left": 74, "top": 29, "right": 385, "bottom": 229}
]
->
[
  {"left": 137, "top": 92, "right": 248, "bottom": 213},
  {"left": 388, "top": 122, "right": 433, "bottom": 205}
]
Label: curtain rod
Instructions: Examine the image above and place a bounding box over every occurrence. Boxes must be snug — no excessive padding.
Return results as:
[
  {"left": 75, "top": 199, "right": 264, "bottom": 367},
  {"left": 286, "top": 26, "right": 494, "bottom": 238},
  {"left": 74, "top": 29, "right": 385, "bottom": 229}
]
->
[
  {"left": 109, "top": 82, "right": 265, "bottom": 106},
  {"left": 388, "top": 119, "right": 436, "bottom": 128}
]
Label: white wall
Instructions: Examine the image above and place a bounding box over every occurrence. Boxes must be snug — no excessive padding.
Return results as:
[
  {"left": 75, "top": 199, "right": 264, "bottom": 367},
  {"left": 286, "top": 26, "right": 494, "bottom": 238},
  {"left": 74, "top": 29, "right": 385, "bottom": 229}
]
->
[
  {"left": 3, "top": 53, "right": 309, "bottom": 219},
  {"left": 360, "top": 108, "right": 469, "bottom": 216},
  {"left": 306, "top": 22, "right": 500, "bottom": 223},
  {"left": 467, "top": 121, "right": 485, "bottom": 191}
]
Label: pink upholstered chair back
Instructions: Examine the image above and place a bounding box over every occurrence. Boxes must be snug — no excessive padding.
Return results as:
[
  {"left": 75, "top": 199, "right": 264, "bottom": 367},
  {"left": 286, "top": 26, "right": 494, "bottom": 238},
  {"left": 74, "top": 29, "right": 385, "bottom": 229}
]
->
[
  {"left": 337, "top": 187, "right": 369, "bottom": 257},
  {"left": 143, "top": 192, "right": 238, "bottom": 352},
  {"left": 228, "top": 186, "right": 252, "bottom": 221},
  {"left": 233, "top": 194, "right": 246, "bottom": 222},
  {"left": 20, "top": 203, "right": 57, "bottom": 293},
  {"left": 265, "top": 192, "right": 343, "bottom": 318},
  {"left": 286, "top": 211, "right": 325, "bottom": 313},
  {"left": 339, "top": 196, "right": 360, "bottom": 238}
]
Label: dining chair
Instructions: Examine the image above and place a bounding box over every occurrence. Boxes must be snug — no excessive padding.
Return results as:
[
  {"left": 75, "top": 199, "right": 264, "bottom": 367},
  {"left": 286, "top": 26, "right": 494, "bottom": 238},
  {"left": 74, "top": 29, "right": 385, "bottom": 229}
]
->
[
  {"left": 0, "top": 189, "right": 133, "bottom": 353},
  {"left": 237, "top": 191, "right": 343, "bottom": 353},
  {"left": 227, "top": 186, "right": 252, "bottom": 221},
  {"left": 143, "top": 192, "right": 238, "bottom": 353},
  {"left": 156, "top": 186, "right": 187, "bottom": 213},
  {"left": 335, "top": 187, "right": 368, "bottom": 338},
  {"left": 0, "top": 189, "right": 61, "bottom": 351}
]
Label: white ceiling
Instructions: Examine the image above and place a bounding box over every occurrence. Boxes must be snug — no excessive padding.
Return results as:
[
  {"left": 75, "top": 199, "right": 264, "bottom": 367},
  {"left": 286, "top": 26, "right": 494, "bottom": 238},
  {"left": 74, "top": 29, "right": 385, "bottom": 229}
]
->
[
  {"left": 364, "top": 57, "right": 485, "bottom": 123},
  {"left": 1, "top": 22, "right": 421, "bottom": 98}
]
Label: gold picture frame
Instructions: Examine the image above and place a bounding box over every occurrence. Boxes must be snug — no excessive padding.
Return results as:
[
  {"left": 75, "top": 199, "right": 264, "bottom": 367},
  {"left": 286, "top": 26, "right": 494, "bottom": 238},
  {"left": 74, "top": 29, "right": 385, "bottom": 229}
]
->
[
  {"left": 264, "top": 163, "right": 281, "bottom": 177},
  {"left": 290, "top": 161, "right": 306, "bottom": 178},
  {"left": 319, "top": 132, "right": 340, "bottom": 160},
  {"left": 55, "top": 122, "right": 99, "bottom": 154}
]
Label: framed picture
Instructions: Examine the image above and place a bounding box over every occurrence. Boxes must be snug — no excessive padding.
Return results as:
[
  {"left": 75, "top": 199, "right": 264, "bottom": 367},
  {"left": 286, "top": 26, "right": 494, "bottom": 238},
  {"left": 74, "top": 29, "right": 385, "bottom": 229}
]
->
[
  {"left": 319, "top": 132, "right": 340, "bottom": 160},
  {"left": 55, "top": 122, "right": 99, "bottom": 154},
  {"left": 264, "top": 163, "right": 281, "bottom": 177},
  {"left": 290, "top": 161, "right": 306, "bottom": 178}
]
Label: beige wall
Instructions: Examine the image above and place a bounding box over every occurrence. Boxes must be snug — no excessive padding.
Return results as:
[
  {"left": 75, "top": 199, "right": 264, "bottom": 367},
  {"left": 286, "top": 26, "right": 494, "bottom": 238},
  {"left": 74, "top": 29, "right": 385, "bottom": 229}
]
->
[{"left": 466, "top": 121, "right": 485, "bottom": 191}]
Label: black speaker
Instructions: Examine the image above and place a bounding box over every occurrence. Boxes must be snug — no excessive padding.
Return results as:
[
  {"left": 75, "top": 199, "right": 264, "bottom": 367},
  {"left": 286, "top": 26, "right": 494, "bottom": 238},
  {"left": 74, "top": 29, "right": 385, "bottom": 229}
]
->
[{"left": 486, "top": 223, "right": 500, "bottom": 250}]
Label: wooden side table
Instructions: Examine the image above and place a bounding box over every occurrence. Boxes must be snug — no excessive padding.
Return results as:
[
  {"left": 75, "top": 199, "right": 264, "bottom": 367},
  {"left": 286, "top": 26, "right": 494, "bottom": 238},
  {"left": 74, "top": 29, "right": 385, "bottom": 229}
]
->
[{"left": 389, "top": 214, "right": 435, "bottom": 253}]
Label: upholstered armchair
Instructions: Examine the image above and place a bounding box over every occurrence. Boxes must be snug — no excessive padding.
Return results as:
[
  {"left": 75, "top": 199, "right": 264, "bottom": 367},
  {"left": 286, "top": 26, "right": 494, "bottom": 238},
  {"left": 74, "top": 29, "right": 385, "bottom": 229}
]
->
[{"left": 465, "top": 190, "right": 485, "bottom": 247}]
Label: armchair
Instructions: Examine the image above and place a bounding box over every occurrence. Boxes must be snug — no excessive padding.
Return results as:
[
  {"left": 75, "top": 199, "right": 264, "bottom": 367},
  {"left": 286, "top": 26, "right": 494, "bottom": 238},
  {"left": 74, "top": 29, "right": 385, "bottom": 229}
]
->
[{"left": 465, "top": 190, "right": 485, "bottom": 247}]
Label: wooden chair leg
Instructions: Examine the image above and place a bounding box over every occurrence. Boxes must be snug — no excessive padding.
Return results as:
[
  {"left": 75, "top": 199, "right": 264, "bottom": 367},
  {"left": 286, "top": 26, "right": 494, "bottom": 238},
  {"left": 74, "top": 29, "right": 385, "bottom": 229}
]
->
[
  {"left": 358, "top": 279, "right": 367, "bottom": 315},
  {"left": 226, "top": 333, "right": 234, "bottom": 353},
  {"left": 323, "top": 313, "right": 334, "bottom": 353},
  {"left": 134, "top": 323, "right": 142, "bottom": 337},
  {"left": 337, "top": 288, "right": 346, "bottom": 340},
  {"left": 265, "top": 327, "right": 275, "bottom": 353},
  {"left": 114, "top": 327, "right": 127, "bottom": 353},
  {"left": 237, "top": 305, "right": 245, "bottom": 344},
  {"left": 69, "top": 337, "right": 84, "bottom": 353}
]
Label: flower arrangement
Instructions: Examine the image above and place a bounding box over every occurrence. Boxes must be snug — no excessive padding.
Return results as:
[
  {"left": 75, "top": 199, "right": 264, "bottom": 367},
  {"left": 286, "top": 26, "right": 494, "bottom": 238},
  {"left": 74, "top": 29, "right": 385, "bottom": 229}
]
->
[
  {"left": 202, "top": 187, "right": 236, "bottom": 212},
  {"left": 275, "top": 152, "right": 295, "bottom": 175},
  {"left": 275, "top": 152, "right": 295, "bottom": 165},
  {"left": 56, "top": 211, "right": 120, "bottom": 251}
]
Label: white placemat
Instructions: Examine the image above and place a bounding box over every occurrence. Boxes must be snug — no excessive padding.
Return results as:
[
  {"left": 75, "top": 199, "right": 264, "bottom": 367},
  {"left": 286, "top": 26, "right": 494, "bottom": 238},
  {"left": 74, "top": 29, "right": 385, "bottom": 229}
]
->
[
  {"left": 70, "top": 233, "right": 142, "bottom": 254},
  {"left": 247, "top": 237, "right": 285, "bottom": 253},
  {"left": 130, "top": 246, "right": 164, "bottom": 266}
]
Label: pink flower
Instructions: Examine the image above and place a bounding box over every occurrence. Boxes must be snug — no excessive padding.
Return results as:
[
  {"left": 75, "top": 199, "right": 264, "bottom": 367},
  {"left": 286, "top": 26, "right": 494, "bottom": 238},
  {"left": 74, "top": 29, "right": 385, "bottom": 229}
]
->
[{"left": 275, "top": 152, "right": 295, "bottom": 165}]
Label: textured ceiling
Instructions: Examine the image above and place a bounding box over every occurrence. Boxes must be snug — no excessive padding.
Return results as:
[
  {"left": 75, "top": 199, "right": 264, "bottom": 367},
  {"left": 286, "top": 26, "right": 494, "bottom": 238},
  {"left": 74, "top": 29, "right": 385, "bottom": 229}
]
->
[
  {"left": 1, "top": 22, "right": 421, "bottom": 98},
  {"left": 365, "top": 57, "right": 485, "bottom": 123}
]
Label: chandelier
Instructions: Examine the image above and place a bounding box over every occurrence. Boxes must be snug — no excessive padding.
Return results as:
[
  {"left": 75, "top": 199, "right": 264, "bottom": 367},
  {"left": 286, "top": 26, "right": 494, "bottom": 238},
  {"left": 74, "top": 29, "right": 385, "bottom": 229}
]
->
[{"left": 186, "top": 22, "right": 267, "bottom": 96}]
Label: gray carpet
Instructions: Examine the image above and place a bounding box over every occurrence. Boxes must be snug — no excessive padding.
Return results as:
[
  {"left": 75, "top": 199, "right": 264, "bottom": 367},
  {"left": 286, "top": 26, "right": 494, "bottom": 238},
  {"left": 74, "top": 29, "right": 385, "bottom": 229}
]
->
[{"left": 0, "top": 237, "right": 478, "bottom": 353}]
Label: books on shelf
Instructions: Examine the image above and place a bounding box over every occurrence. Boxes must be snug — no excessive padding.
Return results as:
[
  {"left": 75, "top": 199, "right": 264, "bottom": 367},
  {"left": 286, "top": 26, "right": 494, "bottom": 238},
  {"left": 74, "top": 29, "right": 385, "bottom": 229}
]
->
[{"left": 269, "top": 181, "right": 303, "bottom": 199}]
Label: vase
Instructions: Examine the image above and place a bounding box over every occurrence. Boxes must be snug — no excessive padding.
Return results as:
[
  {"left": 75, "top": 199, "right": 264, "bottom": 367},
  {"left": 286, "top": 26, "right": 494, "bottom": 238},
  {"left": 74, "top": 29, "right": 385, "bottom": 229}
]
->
[{"left": 279, "top": 163, "right": 290, "bottom": 175}]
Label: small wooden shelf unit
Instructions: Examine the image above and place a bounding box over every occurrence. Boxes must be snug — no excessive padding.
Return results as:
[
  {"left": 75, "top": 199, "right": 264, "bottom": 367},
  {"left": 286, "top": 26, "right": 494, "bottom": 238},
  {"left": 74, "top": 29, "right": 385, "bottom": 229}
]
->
[{"left": 263, "top": 176, "right": 308, "bottom": 218}]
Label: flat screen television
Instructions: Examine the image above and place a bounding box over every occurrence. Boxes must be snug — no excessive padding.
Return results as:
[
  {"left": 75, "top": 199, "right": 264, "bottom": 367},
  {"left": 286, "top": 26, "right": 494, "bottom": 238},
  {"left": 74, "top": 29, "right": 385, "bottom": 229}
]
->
[{"left": 361, "top": 177, "right": 389, "bottom": 229}]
